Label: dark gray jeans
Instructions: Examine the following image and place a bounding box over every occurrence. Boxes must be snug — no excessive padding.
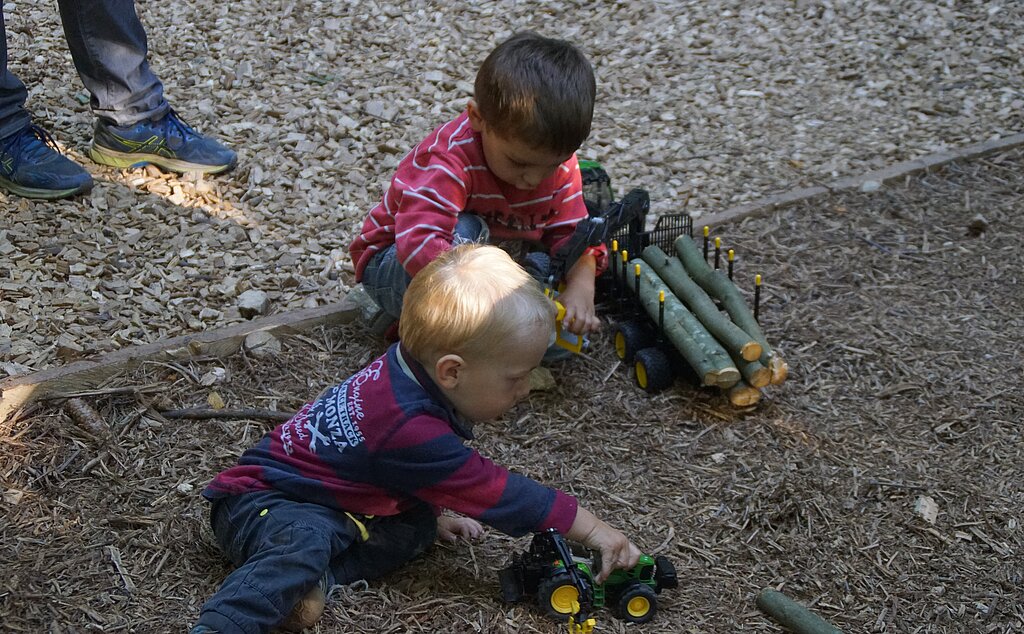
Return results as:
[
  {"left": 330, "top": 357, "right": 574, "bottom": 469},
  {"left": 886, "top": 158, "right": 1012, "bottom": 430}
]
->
[
  {"left": 195, "top": 490, "right": 438, "bottom": 634},
  {"left": 1, "top": 0, "right": 168, "bottom": 140},
  {"left": 362, "top": 213, "right": 491, "bottom": 321}
]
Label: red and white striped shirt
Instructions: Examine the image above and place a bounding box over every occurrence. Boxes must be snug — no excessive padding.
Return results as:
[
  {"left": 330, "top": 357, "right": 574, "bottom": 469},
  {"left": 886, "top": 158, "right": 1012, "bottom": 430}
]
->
[{"left": 350, "top": 110, "right": 596, "bottom": 280}]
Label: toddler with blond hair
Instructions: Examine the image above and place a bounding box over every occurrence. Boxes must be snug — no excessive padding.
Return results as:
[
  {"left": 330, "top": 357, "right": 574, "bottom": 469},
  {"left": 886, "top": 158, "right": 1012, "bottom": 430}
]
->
[{"left": 190, "top": 244, "right": 640, "bottom": 634}]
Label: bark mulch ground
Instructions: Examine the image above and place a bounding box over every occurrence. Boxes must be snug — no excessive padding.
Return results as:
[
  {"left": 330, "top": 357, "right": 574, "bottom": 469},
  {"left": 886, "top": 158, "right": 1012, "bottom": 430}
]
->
[{"left": 2, "top": 149, "right": 1022, "bottom": 632}]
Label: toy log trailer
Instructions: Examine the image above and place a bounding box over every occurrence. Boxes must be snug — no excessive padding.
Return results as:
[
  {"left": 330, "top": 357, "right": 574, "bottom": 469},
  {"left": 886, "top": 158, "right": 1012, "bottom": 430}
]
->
[
  {"left": 548, "top": 163, "right": 787, "bottom": 404},
  {"left": 608, "top": 224, "right": 788, "bottom": 405}
]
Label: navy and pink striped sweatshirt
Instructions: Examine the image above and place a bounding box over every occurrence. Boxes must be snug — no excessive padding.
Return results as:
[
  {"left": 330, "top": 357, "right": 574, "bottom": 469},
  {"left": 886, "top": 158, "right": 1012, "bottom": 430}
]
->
[
  {"left": 349, "top": 110, "right": 607, "bottom": 281},
  {"left": 203, "top": 343, "right": 578, "bottom": 537}
]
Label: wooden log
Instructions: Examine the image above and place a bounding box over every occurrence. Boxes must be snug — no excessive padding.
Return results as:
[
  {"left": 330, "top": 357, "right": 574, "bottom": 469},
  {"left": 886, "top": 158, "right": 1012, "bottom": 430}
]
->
[
  {"left": 641, "top": 245, "right": 762, "bottom": 362},
  {"left": 727, "top": 381, "right": 762, "bottom": 407},
  {"left": 0, "top": 298, "right": 363, "bottom": 424},
  {"left": 769, "top": 355, "right": 790, "bottom": 385},
  {"left": 736, "top": 358, "right": 771, "bottom": 388},
  {"left": 756, "top": 588, "right": 843, "bottom": 634},
  {"left": 673, "top": 235, "right": 785, "bottom": 373},
  {"left": 630, "top": 259, "right": 739, "bottom": 388}
]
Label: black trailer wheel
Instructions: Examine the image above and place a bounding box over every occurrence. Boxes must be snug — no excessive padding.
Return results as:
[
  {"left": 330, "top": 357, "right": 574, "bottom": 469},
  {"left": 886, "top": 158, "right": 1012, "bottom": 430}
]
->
[
  {"left": 537, "top": 573, "right": 579, "bottom": 620},
  {"left": 614, "top": 320, "right": 653, "bottom": 363},
  {"left": 634, "top": 347, "right": 674, "bottom": 393},
  {"left": 615, "top": 582, "right": 658, "bottom": 624}
]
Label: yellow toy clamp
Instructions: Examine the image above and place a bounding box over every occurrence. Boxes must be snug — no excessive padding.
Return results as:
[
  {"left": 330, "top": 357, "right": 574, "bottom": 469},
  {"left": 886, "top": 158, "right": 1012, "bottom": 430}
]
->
[
  {"left": 567, "top": 600, "right": 597, "bottom": 634},
  {"left": 553, "top": 300, "right": 585, "bottom": 354}
]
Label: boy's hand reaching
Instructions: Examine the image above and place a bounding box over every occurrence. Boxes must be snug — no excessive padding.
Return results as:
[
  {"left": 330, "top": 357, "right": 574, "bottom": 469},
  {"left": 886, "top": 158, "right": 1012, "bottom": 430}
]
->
[
  {"left": 559, "top": 254, "right": 601, "bottom": 335},
  {"left": 567, "top": 508, "right": 642, "bottom": 584},
  {"left": 438, "top": 515, "right": 484, "bottom": 542}
]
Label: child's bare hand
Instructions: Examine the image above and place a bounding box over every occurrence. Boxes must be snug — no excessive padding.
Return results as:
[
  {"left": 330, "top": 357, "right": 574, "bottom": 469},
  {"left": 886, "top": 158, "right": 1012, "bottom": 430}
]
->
[
  {"left": 559, "top": 291, "right": 601, "bottom": 335},
  {"left": 438, "top": 516, "right": 484, "bottom": 542},
  {"left": 588, "top": 530, "right": 642, "bottom": 584},
  {"left": 559, "top": 254, "right": 601, "bottom": 335},
  {"left": 567, "top": 508, "right": 642, "bottom": 583}
]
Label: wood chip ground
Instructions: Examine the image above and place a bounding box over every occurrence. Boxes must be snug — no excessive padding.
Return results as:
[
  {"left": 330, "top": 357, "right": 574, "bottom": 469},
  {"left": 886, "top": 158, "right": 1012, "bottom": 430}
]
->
[
  {"left": 1, "top": 1, "right": 1022, "bottom": 373},
  {"left": 3, "top": 150, "right": 1021, "bottom": 632}
]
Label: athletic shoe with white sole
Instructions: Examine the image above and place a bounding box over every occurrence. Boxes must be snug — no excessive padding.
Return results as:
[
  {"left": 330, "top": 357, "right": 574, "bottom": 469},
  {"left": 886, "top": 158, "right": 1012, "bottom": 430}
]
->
[{"left": 90, "top": 109, "right": 236, "bottom": 174}]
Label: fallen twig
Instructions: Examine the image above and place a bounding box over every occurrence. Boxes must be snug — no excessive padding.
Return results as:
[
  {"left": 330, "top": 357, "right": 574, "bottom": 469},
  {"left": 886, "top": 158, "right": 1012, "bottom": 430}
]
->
[{"left": 158, "top": 407, "right": 294, "bottom": 422}]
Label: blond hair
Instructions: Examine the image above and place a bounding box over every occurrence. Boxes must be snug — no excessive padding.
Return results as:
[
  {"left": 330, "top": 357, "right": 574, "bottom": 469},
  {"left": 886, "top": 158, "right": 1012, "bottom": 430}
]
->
[{"left": 399, "top": 244, "right": 556, "bottom": 362}]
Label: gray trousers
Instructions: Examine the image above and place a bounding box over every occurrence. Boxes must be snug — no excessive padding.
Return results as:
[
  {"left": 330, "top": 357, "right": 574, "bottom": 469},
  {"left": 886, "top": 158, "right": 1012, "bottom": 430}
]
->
[
  {"left": 0, "top": 0, "right": 168, "bottom": 140},
  {"left": 362, "top": 213, "right": 554, "bottom": 321},
  {"left": 362, "top": 214, "right": 491, "bottom": 321}
]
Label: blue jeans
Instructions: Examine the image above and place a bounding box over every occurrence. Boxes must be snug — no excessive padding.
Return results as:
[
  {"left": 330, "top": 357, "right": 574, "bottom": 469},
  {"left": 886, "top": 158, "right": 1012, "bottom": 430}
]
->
[
  {"left": 362, "top": 213, "right": 490, "bottom": 321},
  {"left": 0, "top": 0, "right": 167, "bottom": 140},
  {"left": 194, "top": 491, "right": 437, "bottom": 634}
]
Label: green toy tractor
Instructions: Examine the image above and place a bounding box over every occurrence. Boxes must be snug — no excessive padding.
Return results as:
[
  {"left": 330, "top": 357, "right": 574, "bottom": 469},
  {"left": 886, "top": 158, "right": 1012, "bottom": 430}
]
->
[{"left": 498, "top": 529, "right": 677, "bottom": 626}]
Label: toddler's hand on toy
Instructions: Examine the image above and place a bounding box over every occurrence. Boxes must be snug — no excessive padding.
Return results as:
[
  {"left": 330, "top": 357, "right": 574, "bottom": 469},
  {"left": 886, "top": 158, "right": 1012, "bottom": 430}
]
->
[
  {"left": 593, "top": 534, "right": 642, "bottom": 584},
  {"left": 570, "top": 508, "right": 642, "bottom": 583},
  {"left": 438, "top": 515, "right": 484, "bottom": 542}
]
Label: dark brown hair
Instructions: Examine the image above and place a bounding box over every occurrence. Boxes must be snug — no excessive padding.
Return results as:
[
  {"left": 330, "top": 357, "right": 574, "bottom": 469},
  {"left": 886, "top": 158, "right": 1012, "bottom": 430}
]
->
[{"left": 474, "top": 31, "right": 596, "bottom": 155}]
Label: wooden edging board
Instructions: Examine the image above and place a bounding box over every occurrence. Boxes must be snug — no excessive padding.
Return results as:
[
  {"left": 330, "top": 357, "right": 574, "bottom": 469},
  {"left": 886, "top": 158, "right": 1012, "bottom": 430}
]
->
[
  {"left": 0, "top": 297, "right": 364, "bottom": 423},
  {"left": 700, "top": 132, "right": 1024, "bottom": 228},
  {"left": 3, "top": 133, "right": 1023, "bottom": 423}
]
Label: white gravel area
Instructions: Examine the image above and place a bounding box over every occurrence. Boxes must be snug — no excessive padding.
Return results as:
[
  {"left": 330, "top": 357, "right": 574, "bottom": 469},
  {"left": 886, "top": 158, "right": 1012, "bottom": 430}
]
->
[{"left": 1, "top": 0, "right": 1021, "bottom": 373}]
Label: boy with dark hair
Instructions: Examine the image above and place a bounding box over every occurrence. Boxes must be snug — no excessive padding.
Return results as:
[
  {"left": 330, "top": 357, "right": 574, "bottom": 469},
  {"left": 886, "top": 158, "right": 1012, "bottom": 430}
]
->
[
  {"left": 349, "top": 31, "right": 608, "bottom": 339},
  {"left": 190, "top": 244, "right": 641, "bottom": 634}
]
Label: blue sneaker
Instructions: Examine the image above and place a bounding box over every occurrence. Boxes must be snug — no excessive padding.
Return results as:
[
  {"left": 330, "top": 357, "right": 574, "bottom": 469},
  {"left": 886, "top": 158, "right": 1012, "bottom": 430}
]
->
[
  {"left": 89, "top": 109, "right": 237, "bottom": 174},
  {"left": 0, "top": 124, "right": 93, "bottom": 199}
]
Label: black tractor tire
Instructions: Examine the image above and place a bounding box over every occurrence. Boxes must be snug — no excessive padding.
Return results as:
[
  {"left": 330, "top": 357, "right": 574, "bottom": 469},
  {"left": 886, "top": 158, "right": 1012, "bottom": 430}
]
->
[
  {"left": 614, "top": 582, "right": 658, "bottom": 624},
  {"left": 537, "top": 573, "right": 580, "bottom": 620},
  {"left": 581, "top": 163, "right": 613, "bottom": 216},
  {"left": 634, "top": 347, "right": 674, "bottom": 393},
  {"left": 613, "top": 320, "right": 653, "bottom": 363}
]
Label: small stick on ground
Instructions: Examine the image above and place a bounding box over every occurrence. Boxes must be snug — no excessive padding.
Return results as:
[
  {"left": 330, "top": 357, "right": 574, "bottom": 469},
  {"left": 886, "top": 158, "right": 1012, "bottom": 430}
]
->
[
  {"left": 756, "top": 588, "right": 843, "bottom": 634},
  {"left": 158, "top": 407, "right": 294, "bottom": 422}
]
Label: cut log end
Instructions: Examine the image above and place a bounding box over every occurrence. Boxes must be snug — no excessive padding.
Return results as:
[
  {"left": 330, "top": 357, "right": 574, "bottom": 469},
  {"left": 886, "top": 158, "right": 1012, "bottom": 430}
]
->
[
  {"left": 748, "top": 366, "right": 771, "bottom": 388},
  {"left": 728, "top": 383, "right": 762, "bottom": 407},
  {"left": 711, "top": 367, "right": 741, "bottom": 389},
  {"left": 740, "top": 341, "right": 763, "bottom": 362},
  {"left": 770, "top": 356, "right": 789, "bottom": 385}
]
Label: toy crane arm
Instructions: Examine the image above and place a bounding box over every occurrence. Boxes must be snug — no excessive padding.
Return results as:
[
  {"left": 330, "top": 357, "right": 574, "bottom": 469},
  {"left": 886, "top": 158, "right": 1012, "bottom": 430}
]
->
[
  {"left": 546, "top": 529, "right": 595, "bottom": 625},
  {"left": 547, "top": 188, "right": 651, "bottom": 288}
]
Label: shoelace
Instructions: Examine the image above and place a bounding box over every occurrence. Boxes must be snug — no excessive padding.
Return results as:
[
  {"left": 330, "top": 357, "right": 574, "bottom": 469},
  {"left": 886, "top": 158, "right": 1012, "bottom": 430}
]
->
[
  {"left": 0, "top": 124, "right": 63, "bottom": 172},
  {"left": 160, "top": 108, "right": 200, "bottom": 142}
]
